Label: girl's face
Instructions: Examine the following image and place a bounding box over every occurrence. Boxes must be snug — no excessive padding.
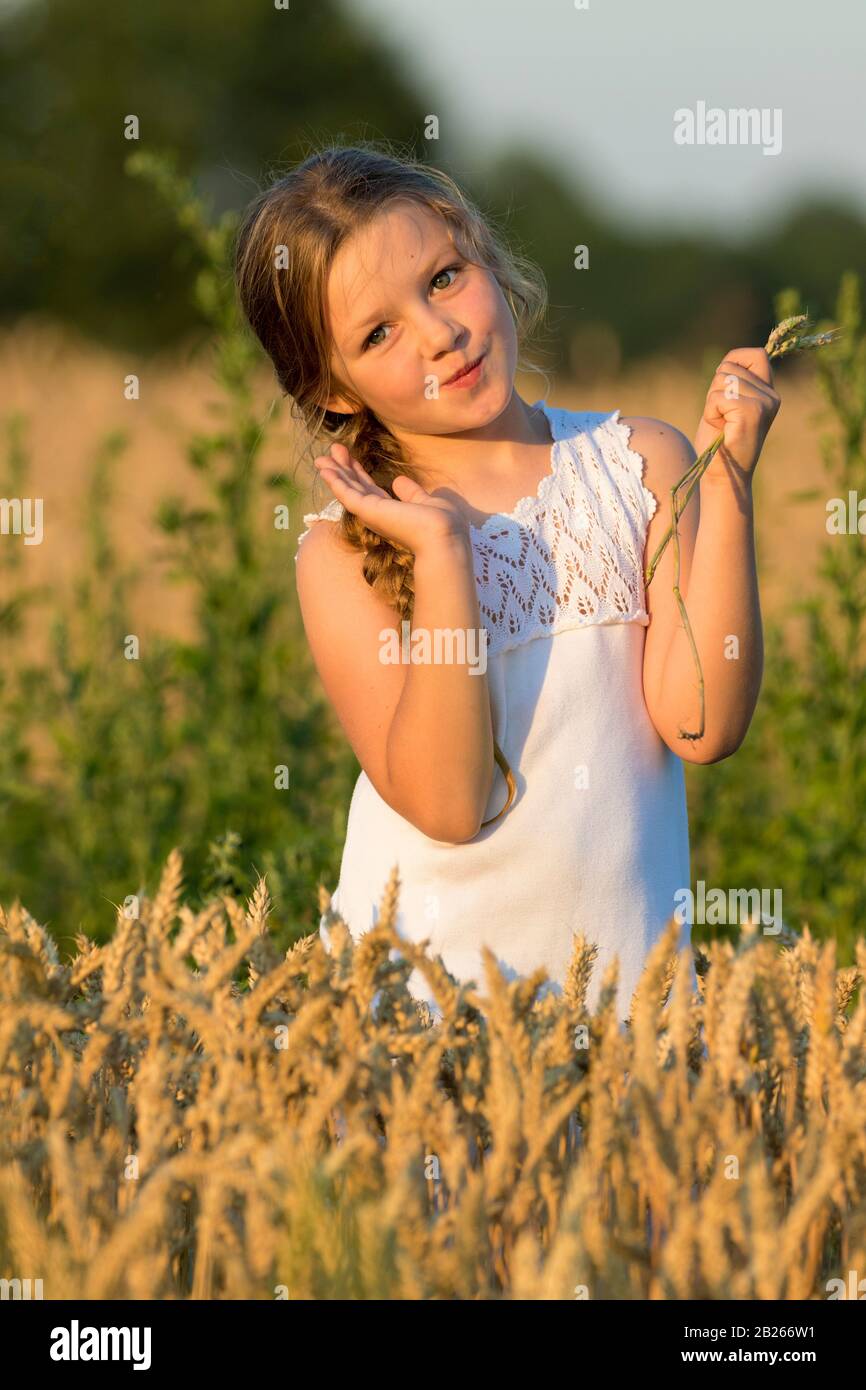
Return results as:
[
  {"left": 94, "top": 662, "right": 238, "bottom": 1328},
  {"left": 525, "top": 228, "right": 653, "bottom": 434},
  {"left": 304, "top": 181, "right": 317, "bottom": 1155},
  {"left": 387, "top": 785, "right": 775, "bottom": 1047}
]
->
[{"left": 323, "top": 201, "right": 517, "bottom": 436}]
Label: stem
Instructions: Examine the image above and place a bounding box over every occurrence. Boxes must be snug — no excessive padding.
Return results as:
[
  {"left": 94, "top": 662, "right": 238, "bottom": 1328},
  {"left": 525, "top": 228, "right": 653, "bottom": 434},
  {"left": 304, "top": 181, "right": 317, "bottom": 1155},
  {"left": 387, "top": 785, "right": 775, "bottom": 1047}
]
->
[
  {"left": 644, "top": 433, "right": 724, "bottom": 588},
  {"left": 638, "top": 327, "right": 832, "bottom": 742},
  {"left": 642, "top": 433, "right": 723, "bottom": 741},
  {"left": 669, "top": 469, "right": 706, "bottom": 741}
]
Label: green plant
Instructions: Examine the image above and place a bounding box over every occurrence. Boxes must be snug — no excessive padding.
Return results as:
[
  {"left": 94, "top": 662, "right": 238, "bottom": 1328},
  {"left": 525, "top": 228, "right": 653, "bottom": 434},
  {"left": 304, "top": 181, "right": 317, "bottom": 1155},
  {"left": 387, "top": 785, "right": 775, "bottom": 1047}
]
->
[
  {"left": 0, "top": 151, "right": 357, "bottom": 944},
  {"left": 687, "top": 273, "right": 866, "bottom": 959}
]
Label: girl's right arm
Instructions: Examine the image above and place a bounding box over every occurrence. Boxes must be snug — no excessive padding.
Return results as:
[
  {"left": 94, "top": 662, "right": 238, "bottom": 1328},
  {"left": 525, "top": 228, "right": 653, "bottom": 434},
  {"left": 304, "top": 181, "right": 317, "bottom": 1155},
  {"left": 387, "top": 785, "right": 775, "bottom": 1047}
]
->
[{"left": 295, "top": 456, "right": 495, "bottom": 844}]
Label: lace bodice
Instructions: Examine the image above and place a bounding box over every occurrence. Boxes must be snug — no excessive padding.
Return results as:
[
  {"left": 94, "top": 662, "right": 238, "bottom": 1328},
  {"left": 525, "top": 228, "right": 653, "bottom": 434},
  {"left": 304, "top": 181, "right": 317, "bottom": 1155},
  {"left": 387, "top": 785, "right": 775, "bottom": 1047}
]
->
[{"left": 294, "top": 402, "right": 658, "bottom": 658}]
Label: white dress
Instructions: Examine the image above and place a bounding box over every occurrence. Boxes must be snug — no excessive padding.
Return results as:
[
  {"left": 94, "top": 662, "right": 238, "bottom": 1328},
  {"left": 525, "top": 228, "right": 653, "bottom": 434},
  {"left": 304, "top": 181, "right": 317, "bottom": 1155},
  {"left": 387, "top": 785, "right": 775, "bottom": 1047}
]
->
[{"left": 294, "top": 400, "right": 696, "bottom": 1020}]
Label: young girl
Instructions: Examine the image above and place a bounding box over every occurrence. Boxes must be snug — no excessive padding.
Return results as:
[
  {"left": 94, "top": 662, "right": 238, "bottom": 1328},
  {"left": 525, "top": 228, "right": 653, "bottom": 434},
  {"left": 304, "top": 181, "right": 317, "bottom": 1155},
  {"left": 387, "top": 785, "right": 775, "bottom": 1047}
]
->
[{"left": 234, "top": 144, "right": 779, "bottom": 1022}]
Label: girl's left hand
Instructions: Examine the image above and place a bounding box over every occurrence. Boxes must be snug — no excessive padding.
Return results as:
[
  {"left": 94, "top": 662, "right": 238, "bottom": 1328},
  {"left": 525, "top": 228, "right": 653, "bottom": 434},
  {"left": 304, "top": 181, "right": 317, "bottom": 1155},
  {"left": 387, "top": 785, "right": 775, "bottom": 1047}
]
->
[{"left": 694, "top": 346, "right": 781, "bottom": 488}]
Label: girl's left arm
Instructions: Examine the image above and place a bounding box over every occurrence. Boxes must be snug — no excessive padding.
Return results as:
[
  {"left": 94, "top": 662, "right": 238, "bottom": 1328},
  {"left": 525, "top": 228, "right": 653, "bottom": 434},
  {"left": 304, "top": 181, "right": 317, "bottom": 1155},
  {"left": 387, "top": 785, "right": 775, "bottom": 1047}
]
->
[{"left": 628, "top": 346, "right": 781, "bottom": 763}]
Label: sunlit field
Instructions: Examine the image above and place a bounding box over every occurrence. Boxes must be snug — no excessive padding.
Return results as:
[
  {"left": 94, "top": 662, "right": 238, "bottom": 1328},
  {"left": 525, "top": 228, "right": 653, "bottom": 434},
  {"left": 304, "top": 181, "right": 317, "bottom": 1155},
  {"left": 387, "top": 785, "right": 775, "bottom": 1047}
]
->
[{"left": 1, "top": 161, "right": 863, "bottom": 1297}]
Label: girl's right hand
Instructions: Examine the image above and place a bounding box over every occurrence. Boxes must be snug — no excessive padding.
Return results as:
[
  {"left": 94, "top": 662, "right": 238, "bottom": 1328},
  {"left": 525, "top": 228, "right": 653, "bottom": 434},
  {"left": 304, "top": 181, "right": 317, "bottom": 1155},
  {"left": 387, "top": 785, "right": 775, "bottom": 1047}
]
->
[{"left": 312, "top": 443, "right": 470, "bottom": 555}]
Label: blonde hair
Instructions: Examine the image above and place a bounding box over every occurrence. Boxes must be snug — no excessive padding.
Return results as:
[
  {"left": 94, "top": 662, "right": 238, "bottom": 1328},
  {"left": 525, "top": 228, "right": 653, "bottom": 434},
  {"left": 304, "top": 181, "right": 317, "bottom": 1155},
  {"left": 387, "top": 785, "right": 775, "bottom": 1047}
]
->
[{"left": 233, "top": 140, "right": 550, "bottom": 827}]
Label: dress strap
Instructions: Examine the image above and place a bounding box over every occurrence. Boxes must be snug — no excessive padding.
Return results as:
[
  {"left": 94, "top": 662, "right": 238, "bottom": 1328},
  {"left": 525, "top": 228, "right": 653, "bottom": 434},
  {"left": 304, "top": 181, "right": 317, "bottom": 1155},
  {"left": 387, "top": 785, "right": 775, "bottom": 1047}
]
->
[
  {"left": 595, "top": 408, "right": 659, "bottom": 532},
  {"left": 293, "top": 498, "right": 344, "bottom": 562}
]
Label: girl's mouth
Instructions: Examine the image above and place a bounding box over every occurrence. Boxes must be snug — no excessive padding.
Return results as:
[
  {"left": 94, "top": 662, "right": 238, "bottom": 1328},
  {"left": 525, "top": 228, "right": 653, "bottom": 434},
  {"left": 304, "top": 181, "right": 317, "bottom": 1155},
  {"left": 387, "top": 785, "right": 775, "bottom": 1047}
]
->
[{"left": 443, "top": 352, "right": 486, "bottom": 389}]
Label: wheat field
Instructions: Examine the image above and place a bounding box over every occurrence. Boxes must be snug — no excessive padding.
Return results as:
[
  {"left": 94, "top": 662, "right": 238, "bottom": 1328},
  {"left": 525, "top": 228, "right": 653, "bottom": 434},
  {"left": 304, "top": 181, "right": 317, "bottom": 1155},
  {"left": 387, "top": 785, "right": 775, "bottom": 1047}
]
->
[{"left": 1, "top": 847, "right": 864, "bottom": 1300}]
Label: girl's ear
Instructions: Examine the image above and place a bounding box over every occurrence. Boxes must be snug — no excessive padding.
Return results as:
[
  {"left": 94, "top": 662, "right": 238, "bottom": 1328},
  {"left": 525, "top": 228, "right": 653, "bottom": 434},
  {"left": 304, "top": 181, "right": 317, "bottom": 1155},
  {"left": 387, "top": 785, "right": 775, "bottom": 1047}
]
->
[{"left": 322, "top": 389, "right": 357, "bottom": 415}]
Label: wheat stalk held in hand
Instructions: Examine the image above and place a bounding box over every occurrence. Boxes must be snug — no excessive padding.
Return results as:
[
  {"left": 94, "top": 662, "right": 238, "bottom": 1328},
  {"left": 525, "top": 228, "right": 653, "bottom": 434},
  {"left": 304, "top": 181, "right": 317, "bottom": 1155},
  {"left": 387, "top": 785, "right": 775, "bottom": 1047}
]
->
[{"left": 644, "top": 314, "right": 842, "bottom": 741}]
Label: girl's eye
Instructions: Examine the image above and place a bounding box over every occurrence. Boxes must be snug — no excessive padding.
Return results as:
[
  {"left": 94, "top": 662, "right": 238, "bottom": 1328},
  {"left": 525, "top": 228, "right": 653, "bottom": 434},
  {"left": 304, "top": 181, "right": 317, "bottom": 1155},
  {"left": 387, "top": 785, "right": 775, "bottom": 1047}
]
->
[
  {"left": 363, "top": 263, "right": 463, "bottom": 350},
  {"left": 430, "top": 264, "right": 461, "bottom": 292}
]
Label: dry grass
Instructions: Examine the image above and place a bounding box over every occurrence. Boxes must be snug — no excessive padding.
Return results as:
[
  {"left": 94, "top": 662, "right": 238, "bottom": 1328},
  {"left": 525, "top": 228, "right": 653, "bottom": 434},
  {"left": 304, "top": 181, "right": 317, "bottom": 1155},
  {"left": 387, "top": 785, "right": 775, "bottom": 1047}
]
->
[{"left": 1, "top": 848, "right": 865, "bottom": 1300}]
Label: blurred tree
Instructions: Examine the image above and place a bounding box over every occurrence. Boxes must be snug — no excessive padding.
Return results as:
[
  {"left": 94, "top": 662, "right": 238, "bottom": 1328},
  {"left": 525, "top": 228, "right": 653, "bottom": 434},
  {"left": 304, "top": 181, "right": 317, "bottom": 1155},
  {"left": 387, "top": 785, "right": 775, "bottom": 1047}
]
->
[
  {"left": 0, "top": 0, "right": 429, "bottom": 347},
  {"left": 1, "top": 0, "right": 865, "bottom": 366},
  {"left": 483, "top": 149, "right": 866, "bottom": 370}
]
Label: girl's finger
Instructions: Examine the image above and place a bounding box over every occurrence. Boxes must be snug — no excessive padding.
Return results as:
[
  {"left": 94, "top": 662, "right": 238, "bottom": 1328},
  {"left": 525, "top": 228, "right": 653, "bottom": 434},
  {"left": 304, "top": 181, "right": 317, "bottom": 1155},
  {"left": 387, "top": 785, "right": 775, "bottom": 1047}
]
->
[
  {"left": 322, "top": 445, "right": 371, "bottom": 483},
  {"left": 711, "top": 371, "right": 778, "bottom": 405},
  {"left": 711, "top": 375, "right": 774, "bottom": 400},
  {"left": 316, "top": 449, "right": 399, "bottom": 504},
  {"left": 345, "top": 454, "right": 374, "bottom": 481},
  {"left": 316, "top": 453, "right": 360, "bottom": 486},
  {"left": 341, "top": 453, "right": 395, "bottom": 499},
  {"left": 715, "top": 348, "right": 774, "bottom": 387},
  {"left": 316, "top": 466, "right": 352, "bottom": 497}
]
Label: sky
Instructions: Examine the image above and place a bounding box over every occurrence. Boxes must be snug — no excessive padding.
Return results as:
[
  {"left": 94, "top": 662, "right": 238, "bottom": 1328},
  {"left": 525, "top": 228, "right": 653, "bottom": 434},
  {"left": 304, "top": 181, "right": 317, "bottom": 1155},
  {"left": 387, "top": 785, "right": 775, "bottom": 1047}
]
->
[{"left": 347, "top": 0, "right": 866, "bottom": 243}]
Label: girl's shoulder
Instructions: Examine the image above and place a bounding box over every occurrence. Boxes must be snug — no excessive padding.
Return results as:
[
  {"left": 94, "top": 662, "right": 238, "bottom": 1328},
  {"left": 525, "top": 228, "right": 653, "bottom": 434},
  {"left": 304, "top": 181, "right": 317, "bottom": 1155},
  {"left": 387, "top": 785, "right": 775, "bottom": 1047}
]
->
[
  {"left": 293, "top": 498, "right": 369, "bottom": 621},
  {"left": 293, "top": 495, "right": 398, "bottom": 638},
  {"left": 603, "top": 413, "right": 696, "bottom": 522}
]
